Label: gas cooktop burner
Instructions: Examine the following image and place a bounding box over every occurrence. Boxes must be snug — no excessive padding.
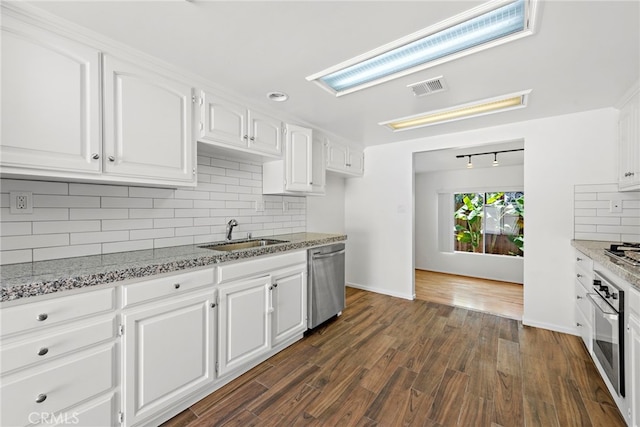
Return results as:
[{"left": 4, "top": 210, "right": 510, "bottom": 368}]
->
[{"left": 605, "top": 243, "right": 640, "bottom": 267}]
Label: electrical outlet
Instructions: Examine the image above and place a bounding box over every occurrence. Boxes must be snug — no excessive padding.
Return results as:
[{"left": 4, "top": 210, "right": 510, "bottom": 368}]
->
[{"left": 10, "top": 192, "right": 33, "bottom": 214}]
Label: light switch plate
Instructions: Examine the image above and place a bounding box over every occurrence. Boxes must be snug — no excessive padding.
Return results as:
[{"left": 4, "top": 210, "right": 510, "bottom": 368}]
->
[{"left": 610, "top": 199, "right": 623, "bottom": 214}]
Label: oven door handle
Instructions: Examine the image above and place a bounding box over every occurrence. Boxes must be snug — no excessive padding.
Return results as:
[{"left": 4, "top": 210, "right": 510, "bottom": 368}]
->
[{"left": 587, "top": 293, "right": 618, "bottom": 319}]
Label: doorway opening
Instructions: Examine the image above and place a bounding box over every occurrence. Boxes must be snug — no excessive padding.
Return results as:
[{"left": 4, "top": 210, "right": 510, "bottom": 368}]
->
[{"left": 412, "top": 140, "right": 524, "bottom": 319}]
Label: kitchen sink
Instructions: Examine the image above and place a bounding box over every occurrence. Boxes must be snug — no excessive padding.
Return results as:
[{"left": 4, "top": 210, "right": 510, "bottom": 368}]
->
[{"left": 199, "top": 239, "right": 288, "bottom": 252}]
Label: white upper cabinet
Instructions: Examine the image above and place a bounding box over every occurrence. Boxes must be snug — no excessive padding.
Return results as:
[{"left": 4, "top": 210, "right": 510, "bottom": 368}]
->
[
  {"left": 618, "top": 85, "right": 639, "bottom": 191},
  {"left": 0, "top": 15, "right": 102, "bottom": 174},
  {"left": 198, "top": 90, "right": 282, "bottom": 157},
  {"left": 103, "top": 55, "right": 195, "bottom": 185},
  {"left": 285, "top": 124, "right": 313, "bottom": 192},
  {"left": 311, "top": 132, "right": 327, "bottom": 194},
  {"left": 326, "top": 138, "right": 364, "bottom": 176}
]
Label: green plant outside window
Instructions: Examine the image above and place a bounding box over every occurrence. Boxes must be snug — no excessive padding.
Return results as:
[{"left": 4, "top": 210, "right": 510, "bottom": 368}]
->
[{"left": 454, "top": 192, "right": 524, "bottom": 256}]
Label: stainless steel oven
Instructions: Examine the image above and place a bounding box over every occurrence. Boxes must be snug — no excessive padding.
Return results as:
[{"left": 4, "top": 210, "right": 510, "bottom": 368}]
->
[{"left": 589, "top": 270, "right": 625, "bottom": 397}]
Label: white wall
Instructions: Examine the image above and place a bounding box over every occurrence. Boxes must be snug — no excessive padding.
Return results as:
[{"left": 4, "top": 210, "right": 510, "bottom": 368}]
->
[
  {"left": 345, "top": 108, "right": 618, "bottom": 333},
  {"left": 306, "top": 174, "right": 346, "bottom": 234},
  {"left": 415, "top": 165, "right": 524, "bottom": 283}
]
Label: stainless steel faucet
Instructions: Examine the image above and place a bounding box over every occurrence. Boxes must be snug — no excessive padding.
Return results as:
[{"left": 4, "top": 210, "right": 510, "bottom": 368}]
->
[{"left": 226, "top": 219, "right": 238, "bottom": 241}]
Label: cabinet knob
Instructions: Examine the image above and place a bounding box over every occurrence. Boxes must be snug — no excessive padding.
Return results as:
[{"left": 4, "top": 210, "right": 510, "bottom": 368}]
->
[
  {"left": 577, "top": 295, "right": 583, "bottom": 299},
  {"left": 273, "top": 283, "right": 278, "bottom": 288},
  {"left": 108, "top": 156, "right": 115, "bottom": 162},
  {"left": 35, "top": 394, "right": 47, "bottom": 403},
  {"left": 174, "top": 283, "right": 180, "bottom": 289},
  {"left": 576, "top": 322, "right": 582, "bottom": 327},
  {"left": 249, "top": 136, "right": 255, "bottom": 141},
  {"left": 37, "top": 347, "right": 49, "bottom": 356},
  {"left": 92, "top": 153, "right": 100, "bottom": 160},
  {"left": 576, "top": 273, "right": 582, "bottom": 278},
  {"left": 269, "top": 286, "right": 273, "bottom": 291},
  {"left": 210, "top": 303, "right": 216, "bottom": 309},
  {"left": 243, "top": 135, "right": 248, "bottom": 140},
  {"left": 36, "top": 313, "right": 48, "bottom": 322}
]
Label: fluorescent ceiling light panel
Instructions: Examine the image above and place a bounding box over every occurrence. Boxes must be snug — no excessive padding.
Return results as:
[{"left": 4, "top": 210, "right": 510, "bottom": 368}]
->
[
  {"left": 306, "top": 0, "right": 537, "bottom": 96},
  {"left": 379, "top": 90, "right": 531, "bottom": 131}
]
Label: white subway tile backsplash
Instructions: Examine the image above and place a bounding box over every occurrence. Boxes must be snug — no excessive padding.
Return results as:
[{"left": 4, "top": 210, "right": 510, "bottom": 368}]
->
[
  {"left": 33, "top": 220, "right": 101, "bottom": 235},
  {"left": 71, "top": 230, "right": 129, "bottom": 245},
  {"left": 130, "top": 228, "right": 174, "bottom": 240},
  {"left": 101, "top": 197, "right": 152, "bottom": 208},
  {"left": 2, "top": 179, "right": 68, "bottom": 195},
  {"left": 154, "top": 236, "right": 193, "bottom": 248},
  {"left": 2, "top": 234, "right": 69, "bottom": 250},
  {"left": 1, "top": 222, "right": 32, "bottom": 237},
  {"left": 0, "top": 154, "right": 306, "bottom": 264},
  {"left": 129, "top": 209, "right": 174, "bottom": 219},
  {"left": 574, "top": 183, "right": 639, "bottom": 243},
  {"left": 153, "top": 218, "right": 194, "bottom": 228},
  {"left": 102, "top": 219, "right": 153, "bottom": 231},
  {"left": 69, "top": 183, "right": 128, "bottom": 197},
  {"left": 33, "top": 244, "right": 101, "bottom": 261},
  {"left": 0, "top": 249, "right": 32, "bottom": 264},
  {"left": 103, "top": 240, "right": 153, "bottom": 254},
  {"left": 1, "top": 208, "right": 69, "bottom": 222}
]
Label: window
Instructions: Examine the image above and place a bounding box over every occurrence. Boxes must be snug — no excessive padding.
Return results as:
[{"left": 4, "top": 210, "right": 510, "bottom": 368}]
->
[{"left": 453, "top": 191, "right": 524, "bottom": 256}]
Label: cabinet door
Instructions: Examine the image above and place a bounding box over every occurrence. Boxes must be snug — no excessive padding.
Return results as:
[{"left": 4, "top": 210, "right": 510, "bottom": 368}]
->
[
  {"left": 248, "top": 110, "right": 282, "bottom": 156},
  {"left": 310, "top": 134, "right": 326, "bottom": 194},
  {"left": 1, "top": 16, "right": 101, "bottom": 174},
  {"left": 272, "top": 266, "right": 307, "bottom": 347},
  {"left": 619, "top": 92, "right": 639, "bottom": 190},
  {"left": 630, "top": 314, "right": 640, "bottom": 427},
  {"left": 285, "top": 124, "right": 313, "bottom": 192},
  {"left": 326, "top": 140, "right": 349, "bottom": 172},
  {"left": 103, "top": 55, "right": 194, "bottom": 183},
  {"left": 199, "top": 91, "right": 247, "bottom": 148},
  {"left": 575, "top": 293, "right": 592, "bottom": 353},
  {"left": 123, "top": 290, "right": 215, "bottom": 426},
  {"left": 218, "top": 276, "right": 271, "bottom": 377},
  {"left": 347, "top": 148, "right": 365, "bottom": 176}
]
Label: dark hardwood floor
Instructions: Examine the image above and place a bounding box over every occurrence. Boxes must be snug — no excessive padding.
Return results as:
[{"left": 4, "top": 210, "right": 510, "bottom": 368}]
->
[
  {"left": 162, "top": 288, "right": 625, "bottom": 427},
  {"left": 415, "top": 270, "right": 524, "bottom": 320}
]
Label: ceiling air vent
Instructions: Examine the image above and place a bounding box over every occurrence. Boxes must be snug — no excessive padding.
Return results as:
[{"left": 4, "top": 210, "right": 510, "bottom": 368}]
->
[{"left": 407, "top": 76, "right": 447, "bottom": 97}]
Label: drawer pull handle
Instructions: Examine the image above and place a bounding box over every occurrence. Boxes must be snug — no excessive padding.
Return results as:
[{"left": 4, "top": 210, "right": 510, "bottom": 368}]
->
[
  {"left": 576, "top": 273, "right": 582, "bottom": 278},
  {"left": 576, "top": 257, "right": 583, "bottom": 261},
  {"left": 37, "top": 347, "right": 49, "bottom": 356},
  {"left": 36, "top": 313, "right": 48, "bottom": 322},
  {"left": 174, "top": 283, "right": 180, "bottom": 289},
  {"left": 35, "top": 394, "right": 47, "bottom": 403},
  {"left": 577, "top": 295, "right": 583, "bottom": 299},
  {"left": 576, "top": 322, "right": 583, "bottom": 327}
]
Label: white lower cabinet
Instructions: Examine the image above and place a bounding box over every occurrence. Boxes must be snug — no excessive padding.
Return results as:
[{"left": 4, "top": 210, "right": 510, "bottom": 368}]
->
[
  {"left": 629, "top": 310, "right": 640, "bottom": 427},
  {"left": 272, "top": 265, "right": 307, "bottom": 347},
  {"left": 574, "top": 279, "right": 593, "bottom": 352},
  {"left": 218, "top": 275, "right": 271, "bottom": 377},
  {"left": 122, "top": 288, "right": 216, "bottom": 427}
]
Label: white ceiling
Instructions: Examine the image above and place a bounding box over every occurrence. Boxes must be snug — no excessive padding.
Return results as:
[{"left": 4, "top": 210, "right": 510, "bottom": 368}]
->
[
  {"left": 26, "top": 0, "right": 640, "bottom": 148},
  {"left": 413, "top": 140, "right": 525, "bottom": 173}
]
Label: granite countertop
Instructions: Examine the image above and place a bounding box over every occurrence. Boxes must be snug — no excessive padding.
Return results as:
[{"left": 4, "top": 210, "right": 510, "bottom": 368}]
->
[
  {"left": 571, "top": 240, "right": 640, "bottom": 290},
  {"left": 0, "top": 233, "right": 346, "bottom": 303}
]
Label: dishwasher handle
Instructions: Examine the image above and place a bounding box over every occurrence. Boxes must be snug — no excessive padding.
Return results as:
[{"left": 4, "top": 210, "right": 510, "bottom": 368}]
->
[{"left": 312, "top": 249, "right": 345, "bottom": 260}]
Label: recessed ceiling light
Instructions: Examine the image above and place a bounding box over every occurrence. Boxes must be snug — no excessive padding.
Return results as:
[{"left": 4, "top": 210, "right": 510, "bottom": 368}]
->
[
  {"left": 379, "top": 90, "right": 532, "bottom": 131},
  {"left": 307, "top": 0, "right": 538, "bottom": 96},
  {"left": 267, "top": 91, "right": 289, "bottom": 102}
]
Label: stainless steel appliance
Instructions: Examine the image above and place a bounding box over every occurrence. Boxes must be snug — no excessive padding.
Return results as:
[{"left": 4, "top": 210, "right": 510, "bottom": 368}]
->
[
  {"left": 589, "top": 270, "right": 625, "bottom": 396},
  {"left": 604, "top": 242, "right": 640, "bottom": 267},
  {"left": 307, "top": 243, "right": 345, "bottom": 329}
]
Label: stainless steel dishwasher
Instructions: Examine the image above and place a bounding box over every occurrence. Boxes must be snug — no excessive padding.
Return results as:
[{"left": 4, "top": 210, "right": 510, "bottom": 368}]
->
[{"left": 307, "top": 243, "right": 345, "bottom": 329}]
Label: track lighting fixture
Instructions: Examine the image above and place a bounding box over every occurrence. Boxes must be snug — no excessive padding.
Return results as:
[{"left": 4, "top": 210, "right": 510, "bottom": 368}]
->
[{"left": 456, "top": 148, "right": 523, "bottom": 168}]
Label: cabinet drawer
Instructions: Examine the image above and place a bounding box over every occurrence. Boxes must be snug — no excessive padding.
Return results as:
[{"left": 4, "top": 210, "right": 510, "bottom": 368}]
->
[
  {"left": 122, "top": 268, "right": 214, "bottom": 308},
  {"left": 0, "top": 288, "right": 115, "bottom": 338},
  {"left": 576, "top": 304, "right": 592, "bottom": 353},
  {"left": 217, "top": 251, "right": 306, "bottom": 284},
  {"left": 1, "top": 343, "right": 116, "bottom": 427},
  {"left": 42, "top": 392, "right": 117, "bottom": 427},
  {"left": 575, "top": 280, "right": 592, "bottom": 323},
  {"left": 575, "top": 250, "right": 593, "bottom": 272},
  {"left": 1, "top": 317, "right": 116, "bottom": 375}
]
